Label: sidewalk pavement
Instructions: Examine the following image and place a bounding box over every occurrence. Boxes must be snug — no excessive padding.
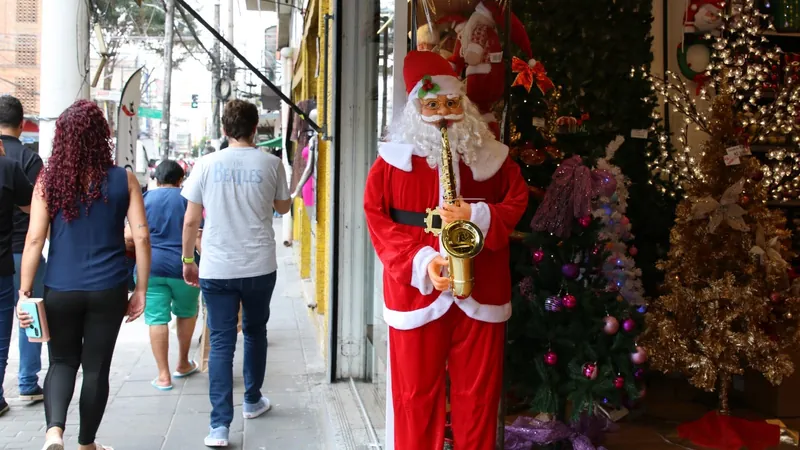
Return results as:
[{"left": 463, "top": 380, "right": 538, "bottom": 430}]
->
[{"left": 0, "top": 234, "right": 332, "bottom": 449}]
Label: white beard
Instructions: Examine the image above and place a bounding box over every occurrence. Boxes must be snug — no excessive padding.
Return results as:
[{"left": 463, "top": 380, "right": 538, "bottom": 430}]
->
[{"left": 385, "top": 96, "right": 494, "bottom": 169}]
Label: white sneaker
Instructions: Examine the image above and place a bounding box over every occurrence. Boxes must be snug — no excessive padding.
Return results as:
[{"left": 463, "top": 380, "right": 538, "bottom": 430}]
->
[{"left": 242, "top": 397, "right": 271, "bottom": 419}]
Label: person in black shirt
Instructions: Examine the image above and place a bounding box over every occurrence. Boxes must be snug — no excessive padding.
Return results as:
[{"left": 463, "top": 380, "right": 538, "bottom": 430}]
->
[
  {"left": 0, "top": 95, "right": 45, "bottom": 404},
  {"left": 0, "top": 137, "right": 33, "bottom": 416}
]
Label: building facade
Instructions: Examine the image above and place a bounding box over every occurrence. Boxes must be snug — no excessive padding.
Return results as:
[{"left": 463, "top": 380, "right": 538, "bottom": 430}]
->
[{"left": 0, "top": 0, "right": 41, "bottom": 114}]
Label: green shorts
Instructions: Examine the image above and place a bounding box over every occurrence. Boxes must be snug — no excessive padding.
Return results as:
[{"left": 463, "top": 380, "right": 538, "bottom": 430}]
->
[{"left": 140, "top": 276, "right": 201, "bottom": 325}]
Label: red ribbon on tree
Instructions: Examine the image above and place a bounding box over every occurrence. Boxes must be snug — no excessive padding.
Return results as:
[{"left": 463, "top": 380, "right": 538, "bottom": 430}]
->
[{"left": 512, "top": 57, "right": 555, "bottom": 94}]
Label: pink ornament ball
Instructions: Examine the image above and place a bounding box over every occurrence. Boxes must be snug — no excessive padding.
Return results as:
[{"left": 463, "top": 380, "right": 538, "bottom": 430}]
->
[
  {"left": 603, "top": 316, "right": 620, "bottom": 335},
  {"left": 631, "top": 346, "right": 648, "bottom": 365},
  {"left": 578, "top": 216, "right": 592, "bottom": 228},
  {"left": 622, "top": 318, "right": 636, "bottom": 332},
  {"left": 582, "top": 362, "right": 598, "bottom": 380},
  {"left": 562, "top": 294, "right": 577, "bottom": 309},
  {"left": 629, "top": 245, "right": 638, "bottom": 256},
  {"left": 544, "top": 350, "right": 558, "bottom": 366},
  {"left": 532, "top": 249, "right": 545, "bottom": 264},
  {"left": 613, "top": 376, "right": 625, "bottom": 389}
]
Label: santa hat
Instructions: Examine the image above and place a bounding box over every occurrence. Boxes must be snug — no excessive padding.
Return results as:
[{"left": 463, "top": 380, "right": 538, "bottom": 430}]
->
[
  {"left": 479, "top": 1, "right": 536, "bottom": 67},
  {"left": 404, "top": 50, "right": 464, "bottom": 99}
]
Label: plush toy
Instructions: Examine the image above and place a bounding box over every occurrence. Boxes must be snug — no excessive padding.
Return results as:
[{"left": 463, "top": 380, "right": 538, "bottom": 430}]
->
[
  {"left": 415, "top": 23, "right": 440, "bottom": 52},
  {"left": 684, "top": 0, "right": 725, "bottom": 34},
  {"left": 455, "top": 1, "right": 543, "bottom": 139}
]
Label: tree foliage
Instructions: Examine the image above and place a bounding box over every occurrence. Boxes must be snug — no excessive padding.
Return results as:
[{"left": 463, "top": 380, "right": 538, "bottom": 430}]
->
[
  {"left": 504, "top": 0, "right": 672, "bottom": 420},
  {"left": 91, "top": 0, "right": 203, "bottom": 89}
]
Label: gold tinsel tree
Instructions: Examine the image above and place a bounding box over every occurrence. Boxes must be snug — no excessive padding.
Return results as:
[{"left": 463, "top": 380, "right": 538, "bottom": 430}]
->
[{"left": 640, "top": 0, "right": 800, "bottom": 412}]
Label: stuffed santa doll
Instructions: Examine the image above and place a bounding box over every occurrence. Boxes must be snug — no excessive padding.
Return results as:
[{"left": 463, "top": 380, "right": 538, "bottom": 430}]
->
[
  {"left": 684, "top": 0, "right": 725, "bottom": 33},
  {"left": 455, "top": 1, "right": 540, "bottom": 139},
  {"left": 364, "top": 50, "right": 528, "bottom": 450},
  {"left": 417, "top": 16, "right": 467, "bottom": 61}
]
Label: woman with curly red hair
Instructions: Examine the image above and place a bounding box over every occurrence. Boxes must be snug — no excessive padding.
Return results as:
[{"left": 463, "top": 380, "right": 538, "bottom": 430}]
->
[{"left": 16, "top": 99, "right": 151, "bottom": 450}]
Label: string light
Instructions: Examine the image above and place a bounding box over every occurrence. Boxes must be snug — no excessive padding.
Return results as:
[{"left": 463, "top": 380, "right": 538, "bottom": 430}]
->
[{"left": 636, "top": 0, "right": 800, "bottom": 199}]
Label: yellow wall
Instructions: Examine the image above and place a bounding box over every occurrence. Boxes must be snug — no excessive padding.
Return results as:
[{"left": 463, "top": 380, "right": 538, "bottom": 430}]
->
[{"left": 292, "top": 0, "right": 333, "bottom": 356}]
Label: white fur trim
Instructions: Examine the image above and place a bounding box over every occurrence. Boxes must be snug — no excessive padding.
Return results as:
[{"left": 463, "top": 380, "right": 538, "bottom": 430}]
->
[
  {"left": 408, "top": 74, "right": 465, "bottom": 100},
  {"left": 470, "top": 202, "right": 491, "bottom": 237},
  {"left": 383, "top": 294, "right": 511, "bottom": 330},
  {"left": 466, "top": 42, "right": 484, "bottom": 56},
  {"left": 455, "top": 22, "right": 466, "bottom": 32},
  {"left": 466, "top": 63, "right": 492, "bottom": 76},
  {"left": 528, "top": 59, "right": 538, "bottom": 67},
  {"left": 474, "top": 2, "right": 493, "bottom": 21},
  {"left": 378, "top": 142, "right": 426, "bottom": 172},
  {"left": 411, "top": 246, "right": 439, "bottom": 295}
]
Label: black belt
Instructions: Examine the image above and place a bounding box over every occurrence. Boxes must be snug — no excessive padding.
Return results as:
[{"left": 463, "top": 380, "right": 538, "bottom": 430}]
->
[{"left": 390, "top": 208, "right": 441, "bottom": 229}]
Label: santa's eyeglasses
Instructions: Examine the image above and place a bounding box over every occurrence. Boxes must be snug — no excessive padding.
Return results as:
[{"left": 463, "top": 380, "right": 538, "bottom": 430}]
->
[{"left": 420, "top": 97, "right": 461, "bottom": 111}]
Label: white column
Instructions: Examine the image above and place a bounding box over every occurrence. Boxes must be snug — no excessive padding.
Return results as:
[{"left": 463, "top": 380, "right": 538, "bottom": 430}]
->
[
  {"left": 39, "top": 0, "right": 90, "bottom": 160},
  {"left": 280, "top": 47, "right": 294, "bottom": 246}
]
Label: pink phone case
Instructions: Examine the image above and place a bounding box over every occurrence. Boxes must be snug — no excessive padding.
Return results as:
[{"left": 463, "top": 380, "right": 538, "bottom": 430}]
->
[{"left": 22, "top": 298, "right": 50, "bottom": 343}]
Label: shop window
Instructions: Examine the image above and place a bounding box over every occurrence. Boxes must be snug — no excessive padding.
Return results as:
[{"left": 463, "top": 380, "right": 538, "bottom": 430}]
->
[
  {"left": 16, "top": 0, "right": 38, "bottom": 23},
  {"left": 15, "top": 35, "right": 37, "bottom": 66},
  {"left": 15, "top": 77, "right": 37, "bottom": 113}
]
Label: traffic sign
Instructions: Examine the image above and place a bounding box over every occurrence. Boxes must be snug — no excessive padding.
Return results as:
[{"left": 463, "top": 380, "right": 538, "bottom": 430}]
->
[{"left": 138, "top": 107, "right": 162, "bottom": 120}]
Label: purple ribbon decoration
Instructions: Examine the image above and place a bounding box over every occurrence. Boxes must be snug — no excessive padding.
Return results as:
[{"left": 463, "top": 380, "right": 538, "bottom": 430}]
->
[
  {"left": 504, "top": 416, "right": 617, "bottom": 450},
  {"left": 530, "top": 156, "right": 617, "bottom": 238}
]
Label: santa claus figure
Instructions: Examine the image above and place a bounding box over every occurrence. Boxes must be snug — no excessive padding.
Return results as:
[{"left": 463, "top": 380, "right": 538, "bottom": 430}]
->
[
  {"left": 454, "top": 1, "right": 537, "bottom": 138},
  {"left": 364, "top": 51, "right": 528, "bottom": 449},
  {"left": 684, "top": 0, "right": 725, "bottom": 33}
]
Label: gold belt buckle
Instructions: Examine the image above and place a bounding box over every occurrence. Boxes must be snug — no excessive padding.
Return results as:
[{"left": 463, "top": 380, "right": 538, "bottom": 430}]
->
[{"left": 424, "top": 208, "right": 442, "bottom": 235}]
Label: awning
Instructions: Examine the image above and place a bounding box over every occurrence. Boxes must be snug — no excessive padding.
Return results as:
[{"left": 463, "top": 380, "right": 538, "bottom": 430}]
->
[{"left": 257, "top": 136, "right": 283, "bottom": 148}]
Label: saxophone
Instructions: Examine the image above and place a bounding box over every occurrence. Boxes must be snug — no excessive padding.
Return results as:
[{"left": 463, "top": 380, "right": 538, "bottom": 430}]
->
[{"left": 424, "top": 120, "right": 485, "bottom": 298}]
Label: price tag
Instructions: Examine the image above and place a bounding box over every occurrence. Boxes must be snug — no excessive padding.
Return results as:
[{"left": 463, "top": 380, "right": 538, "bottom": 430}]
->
[
  {"left": 532, "top": 117, "right": 546, "bottom": 128},
  {"left": 726, "top": 145, "right": 751, "bottom": 157},
  {"left": 489, "top": 52, "right": 503, "bottom": 63},
  {"left": 630, "top": 129, "right": 649, "bottom": 139},
  {"left": 724, "top": 154, "right": 741, "bottom": 166}
]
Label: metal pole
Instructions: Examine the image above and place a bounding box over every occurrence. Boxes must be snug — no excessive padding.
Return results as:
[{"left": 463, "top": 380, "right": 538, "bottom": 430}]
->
[
  {"left": 39, "top": 0, "right": 90, "bottom": 160},
  {"left": 227, "top": 0, "right": 235, "bottom": 94},
  {"left": 499, "top": 5, "right": 512, "bottom": 449},
  {"left": 160, "top": 0, "right": 175, "bottom": 160},
  {"left": 212, "top": 2, "right": 221, "bottom": 140},
  {"left": 410, "top": 0, "right": 417, "bottom": 50},
  {"left": 381, "top": 28, "right": 388, "bottom": 135}
]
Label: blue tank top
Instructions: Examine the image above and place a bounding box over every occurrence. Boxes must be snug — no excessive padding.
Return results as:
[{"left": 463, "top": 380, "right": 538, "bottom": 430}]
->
[{"left": 45, "top": 166, "right": 130, "bottom": 291}]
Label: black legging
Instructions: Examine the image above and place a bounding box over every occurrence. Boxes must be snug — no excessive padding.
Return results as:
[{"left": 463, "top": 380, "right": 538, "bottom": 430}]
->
[{"left": 43, "top": 282, "right": 128, "bottom": 445}]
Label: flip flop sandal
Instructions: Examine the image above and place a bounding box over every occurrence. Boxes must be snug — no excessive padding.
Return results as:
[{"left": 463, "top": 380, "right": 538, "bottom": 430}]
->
[
  {"left": 151, "top": 378, "right": 173, "bottom": 391},
  {"left": 172, "top": 360, "right": 199, "bottom": 379},
  {"left": 95, "top": 444, "right": 114, "bottom": 450}
]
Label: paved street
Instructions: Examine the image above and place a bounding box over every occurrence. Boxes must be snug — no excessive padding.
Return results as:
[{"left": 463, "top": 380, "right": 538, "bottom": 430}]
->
[{"left": 0, "top": 236, "right": 332, "bottom": 449}]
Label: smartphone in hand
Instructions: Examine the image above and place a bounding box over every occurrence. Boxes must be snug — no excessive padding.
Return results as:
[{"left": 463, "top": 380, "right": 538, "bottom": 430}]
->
[{"left": 19, "top": 299, "right": 49, "bottom": 343}]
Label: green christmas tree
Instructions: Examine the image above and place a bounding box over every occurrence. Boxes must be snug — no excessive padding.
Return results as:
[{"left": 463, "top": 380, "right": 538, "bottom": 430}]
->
[{"left": 504, "top": 0, "right": 670, "bottom": 419}]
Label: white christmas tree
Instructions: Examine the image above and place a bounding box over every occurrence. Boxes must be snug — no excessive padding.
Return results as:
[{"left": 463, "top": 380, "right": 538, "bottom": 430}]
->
[{"left": 592, "top": 136, "right": 645, "bottom": 305}]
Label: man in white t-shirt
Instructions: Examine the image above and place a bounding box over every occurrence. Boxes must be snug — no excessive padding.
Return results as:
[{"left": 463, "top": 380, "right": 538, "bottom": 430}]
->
[{"left": 180, "top": 99, "right": 291, "bottom": 447}]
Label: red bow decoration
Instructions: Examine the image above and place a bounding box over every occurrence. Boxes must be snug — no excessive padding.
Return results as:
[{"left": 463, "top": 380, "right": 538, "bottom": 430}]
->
[
  {"left": 693, "top": 72, "right": 711, "bottom": 95},
  {"left": 512, "top": 57, "right": 555, "bottom": 94}
]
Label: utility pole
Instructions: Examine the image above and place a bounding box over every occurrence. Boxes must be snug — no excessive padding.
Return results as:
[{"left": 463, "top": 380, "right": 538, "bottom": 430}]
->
[
  {"left": 211, "top": 3, "right": 221, "bottom": 140},
  {"left": 39, "top": 0, "right": 90, "bottom": 160},
  {"left": 160, "top": 0, "right": 176, "bottom": 160},
  {"left": 227, "top": 0, "right": 235, "bottom": 99}
]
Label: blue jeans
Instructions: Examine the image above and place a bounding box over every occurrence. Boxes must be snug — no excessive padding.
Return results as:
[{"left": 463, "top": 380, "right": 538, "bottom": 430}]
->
[
  {"left": 0, "top": 276, "right": 14, "bottom": 402},
  {"left": 201, "top": 272, "right": 277, "bottom": 428},
  {"left": 13, "top": 253, "right": 45, "bottom": 394}
]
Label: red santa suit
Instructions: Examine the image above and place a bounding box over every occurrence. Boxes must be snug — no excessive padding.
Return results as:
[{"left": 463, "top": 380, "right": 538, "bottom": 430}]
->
[{"left": 364, "top": 51, "right": 529, "bottom": 450}]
